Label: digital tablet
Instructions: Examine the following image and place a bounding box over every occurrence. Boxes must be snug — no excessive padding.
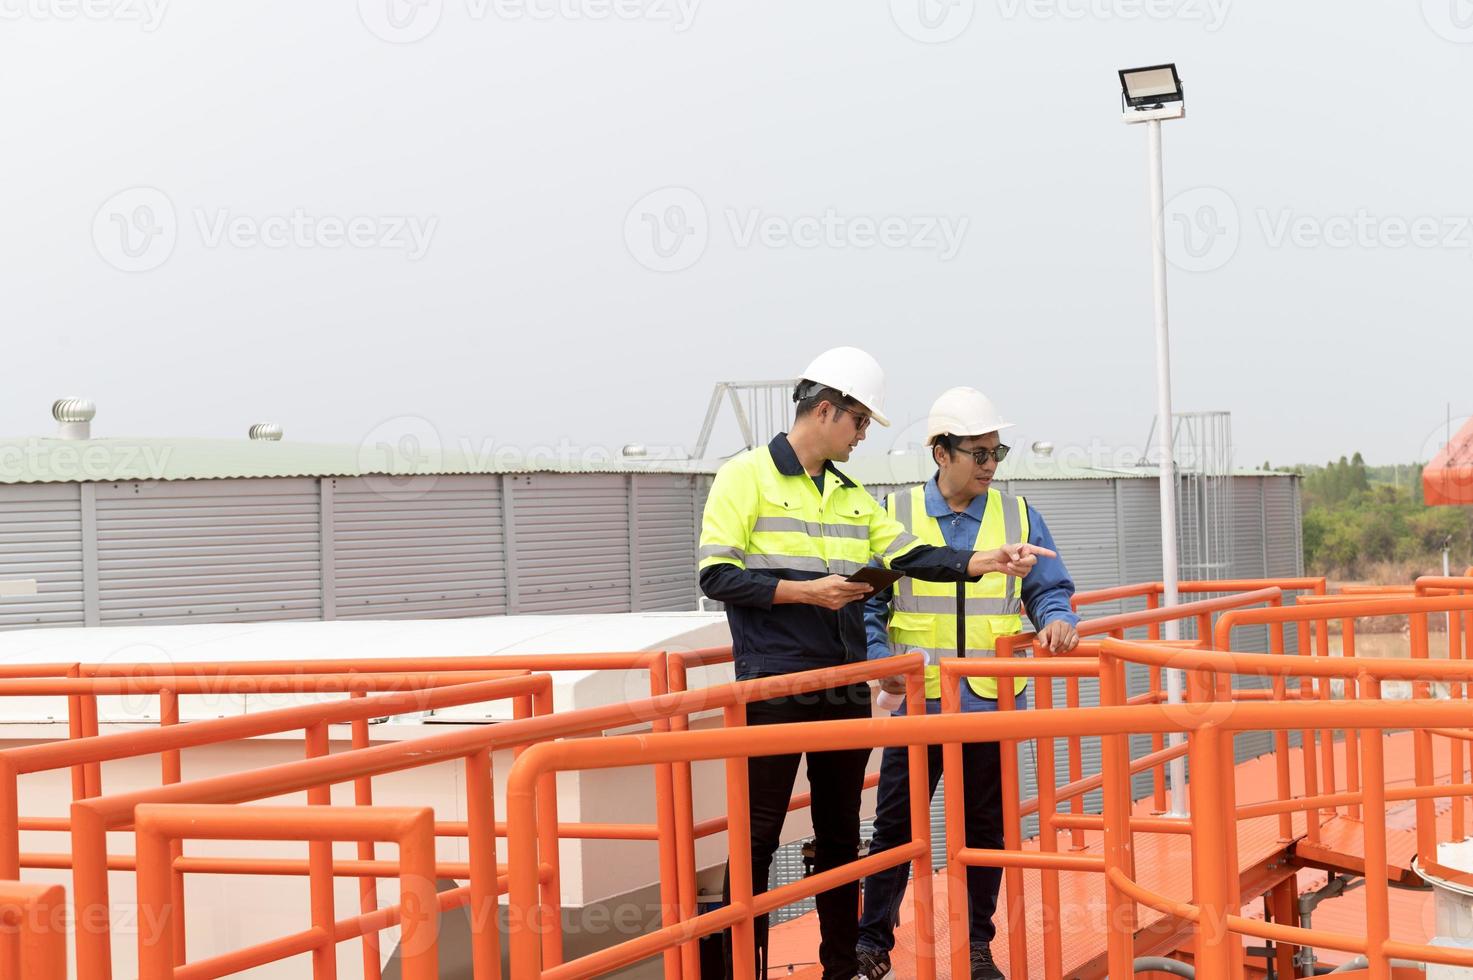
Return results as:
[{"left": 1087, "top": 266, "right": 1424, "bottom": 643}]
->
[{"left": 845, "top": 566, "right": 905, "bottom": 590}]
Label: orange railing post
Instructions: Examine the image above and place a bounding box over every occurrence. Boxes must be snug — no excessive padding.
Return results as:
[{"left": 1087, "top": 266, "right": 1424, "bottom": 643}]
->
[
  {"left": 1359, "top": 674, "right": 1392, "bottom": 980},
  {"left": 646, "top": 652, "right": 684, "bottom": 980},
  {"left": 722, "top": 701, "right": 756, "bottom": 980},
  {"left": 134, "top": 804, "right": 440, "bottom": 980},
  {"left": 996, "top": 648, "right": 1028, "bottom": 979},
  {"left": 0, "top": 880, "right": 66, "bottom": 980},
  {"left": 939, "top": 664, "right": 971, "bottom": 980},
  {"left": 1097, "top": 647, "right": 1136, "bottom": 979},
  {"left": 1029, "top": 640, "right": 1065, "bottom": 980},
  {"left": 905, "top": 668, "right": 937, "bottom": 980},
  {"left": 464, "top": 745, "right": 501, "bottom": 978},
  {"left": 348, "top": 690, "right": 383, "bottom": 980}
]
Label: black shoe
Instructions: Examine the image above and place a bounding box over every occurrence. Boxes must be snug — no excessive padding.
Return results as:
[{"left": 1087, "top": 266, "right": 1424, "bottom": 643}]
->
[
  {"left": 853, "top": 947, "right": 893, "bottom": 980},
  {"left": 971, "top": 943, "right": 1004, "bottom": 980}
]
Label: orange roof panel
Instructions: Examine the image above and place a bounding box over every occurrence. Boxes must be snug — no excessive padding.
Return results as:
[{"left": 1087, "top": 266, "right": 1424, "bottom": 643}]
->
[{"left": 1424, "top": 416, "right": 1473, "bottom": 505}]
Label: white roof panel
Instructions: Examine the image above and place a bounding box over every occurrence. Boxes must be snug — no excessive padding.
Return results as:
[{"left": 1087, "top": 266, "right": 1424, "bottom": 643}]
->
[{"left": 0, "top": 613, "right": 732, "bottom": 723}]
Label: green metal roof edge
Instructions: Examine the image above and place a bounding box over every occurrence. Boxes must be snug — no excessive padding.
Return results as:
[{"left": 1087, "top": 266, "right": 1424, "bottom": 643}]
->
[
  {"left": 0, "top": 437, "right": 721, "bottom": 484},
  {"left": 0, "top": 439, "right": 1298, "bottom": 485}
]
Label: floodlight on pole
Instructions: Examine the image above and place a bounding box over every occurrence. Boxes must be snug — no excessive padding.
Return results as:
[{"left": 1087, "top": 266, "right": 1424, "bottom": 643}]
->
[{"left": 1121, "top": 62, "right": 1187, "bottom": 817}]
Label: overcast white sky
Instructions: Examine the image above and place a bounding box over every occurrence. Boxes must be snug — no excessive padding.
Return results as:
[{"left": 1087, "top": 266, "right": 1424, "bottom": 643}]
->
[{"left": 1, "top": 0, "right": 1469, "bottom": 470}]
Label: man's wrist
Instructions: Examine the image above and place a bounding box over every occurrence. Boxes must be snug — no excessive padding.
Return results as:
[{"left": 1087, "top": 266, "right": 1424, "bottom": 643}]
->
[{"left": 968, "top": 549, "right": 997, "bottom": 576}]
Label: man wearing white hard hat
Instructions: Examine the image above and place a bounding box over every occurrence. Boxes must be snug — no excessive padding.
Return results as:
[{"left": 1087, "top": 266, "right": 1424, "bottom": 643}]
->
[
  {"left": 853, "top": 387, "right": 1079, "bottom": 980},
  {"left": 699, "top": 354, "right": 1054, "bottom": 980}
]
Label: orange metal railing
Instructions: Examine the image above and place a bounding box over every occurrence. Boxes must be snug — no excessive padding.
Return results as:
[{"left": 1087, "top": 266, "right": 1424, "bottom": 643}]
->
[
  {"left": 1068, "top": 578, "right": 1326, "bottom": 819},
  {"left": 17, "top": 574, "right": 1473, "bottom": 979},
  {"left": 489, "top": 586, "right": 1299, "bottom": 979},
  {"left": 497, "top": 579, "right": 1473, "bottom": 980},
  {"left": 60, "top": 654, "right": 927, "bottom": 980},
  {"left": 503, "top": 661, "right": 1473, "bottom": 979},
  {"left": 0, "top": 651, "right": 679, "bottom": 979},
  {"left": 1097, "top": 624, "right": 1473, "bottom": 979},
  {"left": 133, "top": 804, "right": 441, "bottom": 980},
  {"left": 0, "top": 879, "right": 66, "bottom": 980},
  {"left": 955, "top": 585, "right": 1289, "bottom": 978},
  {"left": 21, "top": 672, "right": 548, "bottom": 979}
]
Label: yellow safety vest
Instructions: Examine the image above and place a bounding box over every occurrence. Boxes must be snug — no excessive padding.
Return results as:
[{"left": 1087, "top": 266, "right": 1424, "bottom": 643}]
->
[
  {"left": 886, "top": 485, "right": 1030, "bottom": 700},
  {"left": 697, "top": 446, "right": 923, "bottom": 580}
]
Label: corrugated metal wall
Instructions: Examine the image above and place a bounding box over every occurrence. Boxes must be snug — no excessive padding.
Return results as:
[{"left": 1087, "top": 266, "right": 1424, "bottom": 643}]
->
[
  {"left": 329, "top": 475, "right": 508, "bottom": 620},
  {"left": 0, "top": 472, "right": 709, "bottom": 628},
  {"left": 635, "top": 476, "right": 701, "bottom": 611},
  {"left": 510, "top": 474, "right": 632, "bottom": 614},
  {"left": 94, "top": 479, "right": 324, "bottom": 625},
  {"left": 0, "top": 485, "right": 85, "bottom": 629}
]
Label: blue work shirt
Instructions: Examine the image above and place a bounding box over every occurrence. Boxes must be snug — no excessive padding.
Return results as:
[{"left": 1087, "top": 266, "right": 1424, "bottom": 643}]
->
[{"left": 864, "top": 474, "right": 1079, "bottom": 670}]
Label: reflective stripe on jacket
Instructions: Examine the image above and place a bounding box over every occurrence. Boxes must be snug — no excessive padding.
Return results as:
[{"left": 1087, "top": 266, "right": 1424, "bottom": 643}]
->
[
  {"left": 698, "top": 439, "right": 930, "bottom": 676},
  {"left": 886, "top": 484, "right": 1029, "bottom": 700}
]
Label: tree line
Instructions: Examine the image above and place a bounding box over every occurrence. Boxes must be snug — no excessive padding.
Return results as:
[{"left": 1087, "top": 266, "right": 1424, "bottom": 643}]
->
[{"left": 1290, "top": 454, "right": 1472, "bottom": 579}]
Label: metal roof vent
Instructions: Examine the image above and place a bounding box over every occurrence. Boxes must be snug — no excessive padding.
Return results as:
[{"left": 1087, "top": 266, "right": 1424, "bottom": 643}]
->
[
  {"left": 248, "top": 423, "right": 283, "bottom": 442},
  {"left": 1031, "top": 441, "right": 1055, "bottom": 459},
  {"left": 52, "top": 398, "right": 95, "bottom": 440}
]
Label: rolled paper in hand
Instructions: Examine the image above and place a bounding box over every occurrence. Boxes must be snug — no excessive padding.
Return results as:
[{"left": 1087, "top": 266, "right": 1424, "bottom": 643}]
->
[{"left": 875, "top": 690, "right": 904, "bottom": 714}]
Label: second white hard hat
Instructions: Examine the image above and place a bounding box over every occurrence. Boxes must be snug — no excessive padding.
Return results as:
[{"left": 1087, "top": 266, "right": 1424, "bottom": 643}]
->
[
  {"left": 797, "top": 347, "right": 891, "bottom": 427},
  {"left": 926, "top": 386, "right": 1014, "bottom": 441}
]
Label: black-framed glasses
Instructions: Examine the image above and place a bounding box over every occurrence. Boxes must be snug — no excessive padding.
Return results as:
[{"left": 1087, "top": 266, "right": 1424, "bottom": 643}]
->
[
  {"left": 960, "top": 444, "right": 1010, "bottom": 465},
  {"left": 833, "top": 406, "right": 872, "bottom": 432}
]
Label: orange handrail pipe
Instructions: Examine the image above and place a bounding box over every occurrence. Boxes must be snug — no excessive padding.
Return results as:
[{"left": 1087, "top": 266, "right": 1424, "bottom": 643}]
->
[
  {"left": 0, "top": 880, "right": 66, "bottom": 980},
  {"left": 67, "top": 655, "right": 925, "bottom": 980},
  {"left": 134, "top": 804, "right": 440, "bottom": 980},
  {"left": 503, "top": 696, "right": 1473, "bottom": 980}
]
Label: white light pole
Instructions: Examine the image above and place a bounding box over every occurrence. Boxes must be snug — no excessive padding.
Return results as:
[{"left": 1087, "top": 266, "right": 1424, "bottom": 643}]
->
[{"left": 1120, "top": 64, "right": 1188, "bottom": 817}]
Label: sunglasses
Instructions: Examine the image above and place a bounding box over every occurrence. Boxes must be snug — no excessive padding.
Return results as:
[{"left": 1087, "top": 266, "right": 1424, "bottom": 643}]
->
[
  {"left": 833, "top": 406, "right": 872, "bottom": 432},
  {"left": 957, "top": 444, "right": 1010, "bottom": 465}
]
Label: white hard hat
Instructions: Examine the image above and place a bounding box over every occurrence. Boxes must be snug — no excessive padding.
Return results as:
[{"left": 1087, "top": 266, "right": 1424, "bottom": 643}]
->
[
  {"left": 926, "top": 386, "right": 1014, "bottom": 441},
  {"left": 797, "top": 347, "right": 890, "bottom": 427}
]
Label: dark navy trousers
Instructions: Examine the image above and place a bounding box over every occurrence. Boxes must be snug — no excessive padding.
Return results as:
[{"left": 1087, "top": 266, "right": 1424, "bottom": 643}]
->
[{"left": 856, "top": 687, "right": 1024, "bottom": 953}]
